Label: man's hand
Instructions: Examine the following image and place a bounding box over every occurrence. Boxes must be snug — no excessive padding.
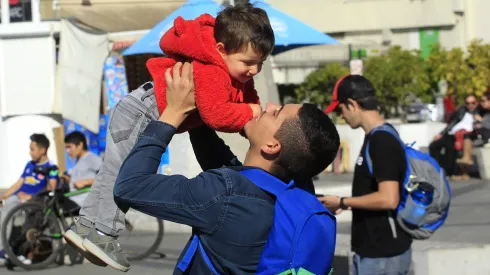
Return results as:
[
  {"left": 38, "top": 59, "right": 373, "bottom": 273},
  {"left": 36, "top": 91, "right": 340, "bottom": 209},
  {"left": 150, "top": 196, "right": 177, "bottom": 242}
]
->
[
  {"left": 319, "top": 195, "right": 343, "bottom": 214},
  {"left": 433, "top": 133, "right": 442, "bottom": 141},
  {"left": 160, "top": 62, "right": 196, "bottom": 128}
]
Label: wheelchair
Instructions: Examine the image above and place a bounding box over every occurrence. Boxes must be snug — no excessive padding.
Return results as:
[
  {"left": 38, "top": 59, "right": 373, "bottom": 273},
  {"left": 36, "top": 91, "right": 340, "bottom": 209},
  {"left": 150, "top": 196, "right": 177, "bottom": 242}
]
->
[{"left": 1, "top": 181, "right": 164, "bottom": 270}]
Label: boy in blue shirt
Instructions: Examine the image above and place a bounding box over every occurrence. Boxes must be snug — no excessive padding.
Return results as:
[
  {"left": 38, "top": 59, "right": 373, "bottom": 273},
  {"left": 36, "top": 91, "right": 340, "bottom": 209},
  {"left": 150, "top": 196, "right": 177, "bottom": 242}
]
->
[{"left": 0, "top": 133, "right": 59, "bottom": 263}]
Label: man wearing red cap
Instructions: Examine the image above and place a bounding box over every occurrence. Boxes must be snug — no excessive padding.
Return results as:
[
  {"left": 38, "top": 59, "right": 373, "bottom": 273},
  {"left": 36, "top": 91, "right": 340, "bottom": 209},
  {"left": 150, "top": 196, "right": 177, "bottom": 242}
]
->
[{"left": 320, "top": 75, "right": 412, "bottom": 275}]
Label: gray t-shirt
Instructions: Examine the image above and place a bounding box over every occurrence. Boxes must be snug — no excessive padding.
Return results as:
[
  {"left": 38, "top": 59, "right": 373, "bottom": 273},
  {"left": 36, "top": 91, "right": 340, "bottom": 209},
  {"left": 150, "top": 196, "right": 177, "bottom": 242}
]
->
[{"left": 68, "top": 151, "right": 103, "bottom": 192}]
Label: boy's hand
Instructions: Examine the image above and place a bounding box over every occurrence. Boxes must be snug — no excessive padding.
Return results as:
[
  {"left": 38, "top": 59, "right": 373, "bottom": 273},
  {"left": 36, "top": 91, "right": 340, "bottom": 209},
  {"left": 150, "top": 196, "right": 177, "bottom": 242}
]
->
[
  {"left": 248, "top": 104, "right": 263, "bottom": 118},
  {"left": 160, "top": 62, "right": 196, "bottom": 128}
]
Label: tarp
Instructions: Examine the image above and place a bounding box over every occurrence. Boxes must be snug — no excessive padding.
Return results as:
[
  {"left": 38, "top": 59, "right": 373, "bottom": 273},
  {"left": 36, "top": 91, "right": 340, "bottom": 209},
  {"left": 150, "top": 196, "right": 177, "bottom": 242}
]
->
[{"left": 56, "top": 19, "right": 109, "bottom": 133}]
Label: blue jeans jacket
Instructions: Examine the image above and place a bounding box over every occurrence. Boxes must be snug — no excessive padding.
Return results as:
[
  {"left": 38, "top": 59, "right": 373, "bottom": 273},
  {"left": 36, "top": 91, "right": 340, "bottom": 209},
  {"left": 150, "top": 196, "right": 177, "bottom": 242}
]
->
[{"left": 114, "top": 121, "right": 316, "bottom": 274}]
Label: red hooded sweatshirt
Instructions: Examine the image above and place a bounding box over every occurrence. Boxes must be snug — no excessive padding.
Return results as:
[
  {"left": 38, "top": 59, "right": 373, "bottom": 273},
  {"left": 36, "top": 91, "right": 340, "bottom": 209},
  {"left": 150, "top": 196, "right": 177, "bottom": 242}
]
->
[{"left": 146, "top": 14, "right": 260, "bottom": 133}]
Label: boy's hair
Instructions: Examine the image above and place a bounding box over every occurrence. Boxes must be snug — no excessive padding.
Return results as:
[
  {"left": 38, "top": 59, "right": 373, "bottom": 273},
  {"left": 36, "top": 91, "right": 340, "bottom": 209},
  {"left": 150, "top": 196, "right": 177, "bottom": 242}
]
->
[
  {"left": 215, "top": 2, "right": 275, "bottom": 57},
  {"left": 30, "top": 133, "right": 50, "bottom": 152},
  {"left": 64, "top": 131, "right": 88, "bottom": 150},
  {"left": 272, "top": 104, "right": 340, "bottom": 181}
]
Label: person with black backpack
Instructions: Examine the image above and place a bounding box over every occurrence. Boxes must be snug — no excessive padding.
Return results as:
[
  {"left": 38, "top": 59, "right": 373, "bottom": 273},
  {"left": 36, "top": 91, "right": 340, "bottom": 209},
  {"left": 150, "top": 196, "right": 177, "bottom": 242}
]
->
[{"left": 321, "top": 75, "right": 450, "bottom": 275}]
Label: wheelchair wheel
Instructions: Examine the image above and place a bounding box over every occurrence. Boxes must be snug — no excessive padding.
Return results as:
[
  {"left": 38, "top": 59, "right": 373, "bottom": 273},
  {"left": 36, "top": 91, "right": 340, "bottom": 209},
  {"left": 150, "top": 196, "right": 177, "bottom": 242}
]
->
[
  {"left": 118, "top": 209, "right": 164, "bottom": 261},
  {"left": 1, "top": 202, "right": 63, "bottom": 270}
]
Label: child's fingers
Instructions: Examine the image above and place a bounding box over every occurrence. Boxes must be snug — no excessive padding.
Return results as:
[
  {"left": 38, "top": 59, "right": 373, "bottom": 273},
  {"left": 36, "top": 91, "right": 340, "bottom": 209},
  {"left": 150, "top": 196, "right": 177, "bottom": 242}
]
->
[
  {"left": 181, "top": 62, "right": 192, "bottom": 82},
  {"left": 173, "top": 62, "right": 183, "bottom": 82},
  {"left": 164, "top": 68, "right": 172, "bottom": 86}
]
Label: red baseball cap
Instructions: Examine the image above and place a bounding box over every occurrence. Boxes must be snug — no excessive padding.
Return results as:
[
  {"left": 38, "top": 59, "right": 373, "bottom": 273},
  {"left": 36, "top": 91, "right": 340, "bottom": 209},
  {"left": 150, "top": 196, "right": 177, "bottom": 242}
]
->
[
  {"left": 324, "top": 74, "right": 375, "bottom": 114},
  {"left": 324, "top": 75, "right": 350, "bottom": 114}
]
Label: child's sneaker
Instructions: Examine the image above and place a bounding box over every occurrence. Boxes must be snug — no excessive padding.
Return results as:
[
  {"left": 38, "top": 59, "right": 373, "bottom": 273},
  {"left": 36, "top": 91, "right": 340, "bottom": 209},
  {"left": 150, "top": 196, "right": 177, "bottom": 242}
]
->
[
  {"left": 82, "top": 228, "right": 130, "bottom": 272},
  {"left": 64, "top": 219, "right": 107, "bottom": 267}
]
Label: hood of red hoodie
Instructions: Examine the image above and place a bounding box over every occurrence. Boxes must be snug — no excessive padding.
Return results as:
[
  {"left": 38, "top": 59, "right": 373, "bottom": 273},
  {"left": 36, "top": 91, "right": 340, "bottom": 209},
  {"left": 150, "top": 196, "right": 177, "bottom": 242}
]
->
[{"left": 159, "top": 14, "right": 227, "bottom": 71}]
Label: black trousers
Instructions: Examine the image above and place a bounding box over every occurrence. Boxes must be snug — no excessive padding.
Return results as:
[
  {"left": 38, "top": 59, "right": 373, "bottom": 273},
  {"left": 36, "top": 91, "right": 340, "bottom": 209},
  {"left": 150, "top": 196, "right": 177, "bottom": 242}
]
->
[{"left": 429, "top": 134, "right": 457, "bottom": 176}]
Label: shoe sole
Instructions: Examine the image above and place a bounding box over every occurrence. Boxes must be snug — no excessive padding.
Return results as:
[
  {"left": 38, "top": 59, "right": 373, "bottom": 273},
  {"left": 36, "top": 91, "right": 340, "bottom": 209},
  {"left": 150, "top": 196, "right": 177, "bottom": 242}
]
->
[
  {"left": 82, "top": 238, "right": 130, "bottom": 272},
  {"left": 64, "top": 230, "right": 108, "bottom": 267}
]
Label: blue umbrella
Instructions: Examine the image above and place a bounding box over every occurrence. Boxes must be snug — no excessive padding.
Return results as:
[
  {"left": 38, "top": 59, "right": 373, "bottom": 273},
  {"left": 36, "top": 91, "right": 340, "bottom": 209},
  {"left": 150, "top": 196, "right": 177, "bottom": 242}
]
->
[{"left": 123, "top": 0, "right": 337, "bottom": 56}]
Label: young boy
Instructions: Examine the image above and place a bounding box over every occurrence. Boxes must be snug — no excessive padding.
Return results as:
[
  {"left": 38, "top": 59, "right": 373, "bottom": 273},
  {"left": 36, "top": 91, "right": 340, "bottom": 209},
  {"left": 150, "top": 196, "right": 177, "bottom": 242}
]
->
[
  {"left": 0, "top": 134, "right": 59, "bottom": 263},
  {"left": 63, "top": 131, "right": 102, "bottom": 205},
  {"left": 63, "top": 3, "right": 275, "bottom": 272},
  {"left": 147, "top": 2, "right": 275, "bottom": 133}
]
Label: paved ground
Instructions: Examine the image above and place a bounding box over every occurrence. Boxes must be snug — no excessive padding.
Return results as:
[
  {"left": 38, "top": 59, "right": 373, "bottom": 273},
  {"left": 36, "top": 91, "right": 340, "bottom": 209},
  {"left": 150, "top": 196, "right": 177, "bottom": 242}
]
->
[
  {"left": 1, "top": 233, "right": 191, "bottom": 274},
  {"left": 1, "top": 173, "right": 488, "bottom": 274},
  {"left": 316, "top": 173, "right": 490, "bottom": 244}
]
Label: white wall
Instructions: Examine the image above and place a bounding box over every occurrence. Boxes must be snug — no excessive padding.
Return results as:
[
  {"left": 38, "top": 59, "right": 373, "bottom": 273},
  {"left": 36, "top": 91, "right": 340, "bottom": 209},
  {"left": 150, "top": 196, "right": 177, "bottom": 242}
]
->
[
  {"left": 166, "top": 122, "right": 447, "bottom": 179},
  {"left": 0, "top": 36, "right": 57, "bottom": 117},
  {"left": 267, "top": 0, "right": 456, "bottom": 33},
  {"left": 336, "top": 122, "right": 447, "bottom": 172},
  {"left": 0, "top": 115, "right": 62, "bottom": 189}
]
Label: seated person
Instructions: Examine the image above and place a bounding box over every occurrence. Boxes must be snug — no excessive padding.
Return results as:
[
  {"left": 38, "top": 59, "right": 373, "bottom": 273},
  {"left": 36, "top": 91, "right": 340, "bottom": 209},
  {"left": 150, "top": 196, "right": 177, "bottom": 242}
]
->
[
  {"left": 457, "top": 91, "right": 490, "bottom": 166},
  {"left": 0, "top": 133, "right": 59, "bottom": 263},
  {"left": 429, "top": 94, "right": 481, "bottom": 176},
  {"left": 63, "top": 131, "right": 102, "bottom": 207}
]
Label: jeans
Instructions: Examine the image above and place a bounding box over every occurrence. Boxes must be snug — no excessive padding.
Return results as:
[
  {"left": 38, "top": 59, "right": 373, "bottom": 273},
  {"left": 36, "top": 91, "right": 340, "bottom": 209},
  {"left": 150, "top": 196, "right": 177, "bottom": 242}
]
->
[
  {"left": 353, "top": 248, "right": 412, "bottom": 275},
  {"left": 79, "top": 82, "right": 159, "bottom": 236}
]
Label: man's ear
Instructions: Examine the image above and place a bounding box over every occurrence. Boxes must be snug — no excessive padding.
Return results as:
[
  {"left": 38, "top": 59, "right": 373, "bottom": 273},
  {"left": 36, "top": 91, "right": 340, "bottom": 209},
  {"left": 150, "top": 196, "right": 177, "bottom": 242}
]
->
[
  {"left": 216, "top": 42, "right": 227, "bottom": 58},
  {"left": 260, "top": 139, "right": 281, "bottom": 156}
]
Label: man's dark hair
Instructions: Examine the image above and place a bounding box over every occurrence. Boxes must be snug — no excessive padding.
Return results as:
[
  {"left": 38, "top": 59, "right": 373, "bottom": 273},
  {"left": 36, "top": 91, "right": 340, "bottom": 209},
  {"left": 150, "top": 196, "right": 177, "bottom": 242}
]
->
[
  {"left": 30, "top": 133, "right": 50, "bottom": 152},
  {"left": 215, "top": 3, "right": 275, "bottom": 57},
  {"left": 272, "top": 104, "right": 340, "bottom": 181},
  {"left": 64, "top": 131, "right": 88, "bottom": 150},
  {"left": 338, "top": 75, "right": 378, "bottom": 111}
]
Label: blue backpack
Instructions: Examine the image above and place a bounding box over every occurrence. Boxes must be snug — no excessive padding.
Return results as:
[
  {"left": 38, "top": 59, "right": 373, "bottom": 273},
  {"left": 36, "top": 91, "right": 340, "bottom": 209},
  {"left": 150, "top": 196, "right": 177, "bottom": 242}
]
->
[
  {"left": 365, "top": 124, "right": 452, "bottom": 240},
  {"left": 177, "top": 168, "right": 336, "bottom": 275}
]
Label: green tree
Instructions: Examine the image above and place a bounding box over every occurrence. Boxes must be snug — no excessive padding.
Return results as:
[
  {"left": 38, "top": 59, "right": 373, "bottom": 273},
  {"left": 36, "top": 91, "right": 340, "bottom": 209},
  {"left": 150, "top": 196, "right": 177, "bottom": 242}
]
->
[
  {"left": 294, "top": 63, "right": 349, "bottom": 109},
  {"left": 467, "top": 39, "right": 490, "bottom": 98},
  {"left": 426, "top": 40, "right": 490, "bottom": 104},
  {"left": 363, "top": 46, "right": 431, "bottom": 117}
]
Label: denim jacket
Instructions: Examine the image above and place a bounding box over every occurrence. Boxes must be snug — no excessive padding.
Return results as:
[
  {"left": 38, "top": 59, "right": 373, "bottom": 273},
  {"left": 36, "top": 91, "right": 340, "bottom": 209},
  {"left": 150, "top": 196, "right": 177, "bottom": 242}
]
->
[{"left": 114, "top": 121, "right": 315, "bottom": 274}]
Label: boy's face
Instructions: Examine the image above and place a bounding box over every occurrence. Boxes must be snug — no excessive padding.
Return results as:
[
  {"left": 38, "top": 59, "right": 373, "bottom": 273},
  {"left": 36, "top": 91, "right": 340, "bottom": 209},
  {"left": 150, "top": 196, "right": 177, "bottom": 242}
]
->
[
  {"left": 217, "top": 42, "right": 266, "bottom": 84},
  {"left": 29, "top": 142, "right": 46, "bottom": 162},
  {"left": 65, "top": 143, "right": 83, "bottom": 159}
]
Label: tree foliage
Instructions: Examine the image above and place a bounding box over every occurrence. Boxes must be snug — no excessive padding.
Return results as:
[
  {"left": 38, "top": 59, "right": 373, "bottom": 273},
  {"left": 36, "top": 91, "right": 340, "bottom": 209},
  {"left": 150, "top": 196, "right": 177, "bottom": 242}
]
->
[
  {"left": 363, "top": 46, "right": 431, "bottom": 116},
  {"left": 294, "top": 40, "right": 490, "bottom": 115},
  {"left": 294, "top": 63, "right": 349, "bottom": 109}
]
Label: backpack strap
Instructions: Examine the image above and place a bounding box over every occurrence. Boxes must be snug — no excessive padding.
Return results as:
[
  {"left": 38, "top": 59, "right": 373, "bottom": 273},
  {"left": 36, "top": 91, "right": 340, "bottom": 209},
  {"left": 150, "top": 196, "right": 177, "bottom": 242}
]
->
[
  {"left": 364, "top": 124, "right": 406, "bottom": 239},
  {"left": 239, "top": 168, "right": 295, "bottom": 197},
  {"left": 365, "top": 123, "right": 402, "bottom": 175},
  {"left": 177, "top": 235, "right": 222, "bottom": 275}
]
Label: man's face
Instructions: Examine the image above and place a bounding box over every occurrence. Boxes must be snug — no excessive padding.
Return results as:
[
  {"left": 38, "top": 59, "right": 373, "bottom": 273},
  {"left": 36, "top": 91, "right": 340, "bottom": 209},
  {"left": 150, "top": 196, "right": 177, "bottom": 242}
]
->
[
  {"left": 481, "top": 96, "right": 490, "bottom": 110},
  {"left": 465, "top": 95, "right": 478, "bottom": 112},
  {"left": 29, "top": 142, "right": 45, "bottom": 162},
  {"left": 218, "top": 42, "right": 266, "bottom": 84},
  {"left": 336, "top": 100, "right": 362, "bottom": 129},
  {"left": 65, "top": 143, "right": 83, "bottom": 159},
  {"left": 244, "top": 103, "right": 301, "bottom": 150}
]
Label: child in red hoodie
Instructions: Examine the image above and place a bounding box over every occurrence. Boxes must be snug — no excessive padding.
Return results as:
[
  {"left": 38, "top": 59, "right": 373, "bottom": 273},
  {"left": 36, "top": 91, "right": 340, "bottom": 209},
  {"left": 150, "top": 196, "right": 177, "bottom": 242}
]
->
[
  {"left": 63, "top": 3, "right": 275, "bottom": 272},
  {"left": 148, "top": 4, "right": 275, "bottom": 133}
]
